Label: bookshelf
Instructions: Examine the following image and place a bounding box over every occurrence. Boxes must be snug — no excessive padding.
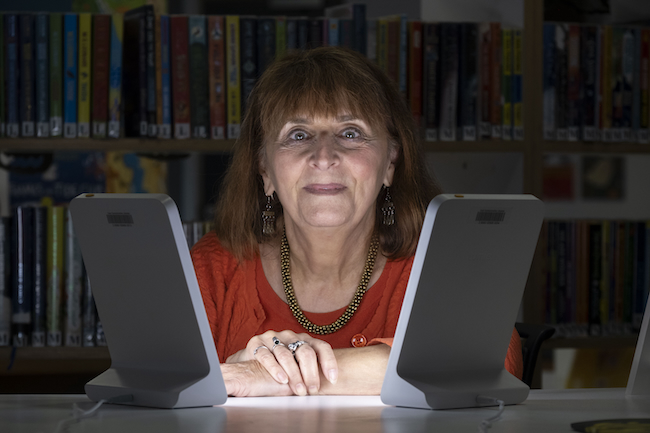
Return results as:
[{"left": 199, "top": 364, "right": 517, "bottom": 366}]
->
[{"left": 2, "top": 0, "right": 648, "bottom": 392}]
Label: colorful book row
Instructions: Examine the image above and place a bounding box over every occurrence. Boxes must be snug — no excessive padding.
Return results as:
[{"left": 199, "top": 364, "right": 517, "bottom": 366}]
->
[
  {"left": 544, "top": 22, "right": 650, "bottom": 143},
  {"left": 0, "top": 204, "right": 210, "bottom": 348},
  {"left": 0, "top": 6, "right": 522, "bottom": 142},
  {"left": 544, "top": 220, "right": 649, "bottom": 338}
]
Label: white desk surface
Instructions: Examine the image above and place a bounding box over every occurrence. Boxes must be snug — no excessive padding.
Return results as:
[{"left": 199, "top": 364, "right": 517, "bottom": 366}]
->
[{"left": 2, "top": 389, "right": 649, "bottom": 433}]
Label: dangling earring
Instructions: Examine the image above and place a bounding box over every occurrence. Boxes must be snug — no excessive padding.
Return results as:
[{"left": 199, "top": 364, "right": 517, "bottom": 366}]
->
[
  {"left": 262, "top": 194, "right": 276, "bottom": 235},
  {"left": 382, "top": 186, "right": 395, "bottom": 226}
]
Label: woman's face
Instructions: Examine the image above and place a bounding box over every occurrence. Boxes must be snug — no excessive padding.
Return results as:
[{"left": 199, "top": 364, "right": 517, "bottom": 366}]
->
[{"left": 260, "top": 113, "right": 396, "bottom": 231}]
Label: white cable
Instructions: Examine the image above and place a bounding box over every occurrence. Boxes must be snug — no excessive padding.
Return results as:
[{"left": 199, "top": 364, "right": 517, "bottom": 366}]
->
[
  {"left": 51, "top": 395, "right": 133, "bottom": 433},
  {"left": 476, "top": 396, "right": 506, "bottom": 433}
]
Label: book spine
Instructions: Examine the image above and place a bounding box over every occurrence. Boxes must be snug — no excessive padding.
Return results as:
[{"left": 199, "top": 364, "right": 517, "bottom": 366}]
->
[
  {"left": 641, "top": 28, "right": 650, "bottom": 144},
  {"left": 49, "top": 14, "right": 62, "bottom": 137},
  {"left": 285, "top": 18, "right": 297, "bottom": 51},
  {"left": 386, "top": 18, "right": 399, "bottom": 86},
  {"left": 20, "top": 14, "right": 35, "bottom": 138},
  {"left": 501, "top": 27, "right": 512, "bottom": 141},
  {"left": 35, "top": 14, "right": 49, "bottom": 138},
  {"left": 340, "top": 19, "right": 353, "bottom": 50},
  {"left": 145, "top": 7, "right": 156, "bottom": 137},
  {"left": 408, "top": 21, "right": 422, "bottom": 130},
  {"left": 122, "top": 8, "right": 144, "bottom": 137},
  {"left": 257, "top": 17, "right": 275, "bottom": 75},
  {"left": 555, "top": 23, "right": 568, "bottom": 141},
  {"left": 352, "top": 3, "right": 366, "bottom": 54},
  {"left": 398, "top": 15, "right": 407, "bottom": 96},
  {"left": 297, "top": 18, "right": 308, "bottom": 50},
  {"left": 63, "top": 14, "right": 78, "bottom": 139},
  {"left": 589, "top": 222, "right": 603, "bottom": 335},
  {"left": 490, "top": 22, "right": 501, "bottom": 139},
  {"left": 0, "top": 14, "right": 4, "bottom": 137},
  {"left": 137, "top": 10, "right": 147, "bottom": 136},
  {"left": 64, "top": 211, "right": 83, "bottom": 347},
  {"left": 422, "top": 22, "right": 439, "bottom": 142},
  {"left": 108, "top": 13, "right": 123, "bottom": 138},
  {"left": 46, "top": 206, "right": 64, "bottom": 347},
  {"left": 594, "top": 26, "right": 602, "bottom": 141},
  {"left": 32, "top": 206, "right": 47, "bottom": 347},
  {"left": 328, "top": 17, "right": 339, "bottom": 47},
  {"left": 240, "top": 17, "right": 257, "bottom": 119},
  {"left": 159, "top": 14, "right": 171, "bottom": 139},
  {"left": 170, "top": 15, "right": 191, "bottom": 139},
  {"left": 599, "top": 220, "right": 610, "bottom": 332},
  {"left": 275, "top": 16, "right": 286, "bottom": 58},
  {"left": 513, "top": 28, "right": 523, "bottom": 140},
  {"left": 12, "top": 206, "right": 34, "bottom": 347},
  {"left": 77, "top": 13, "right": 91, "bottom": 138},
  {"left": 155, "top": 14, "right": 163, "bottom": 136},
  {"left": 81, "top": 271, "right": 95, "bottom": 346},
  {"left": 366, "top": 18, "right": 377, "bottom": 62},
  {"left": 189, "top": 15, "right": 209, "bottom": 139},
  {"left": 567, "top": 24, "right": 581, "bottom": 142},
  {"left": 208, "top": 15, "right": 226, "bottom": 140},
  {"left": 632, "top": 28, "right": 641, "bottom": 143},
  {"left": 91, "top": 14, "right": 111, "bottom": 138},
  {"left": 0, "top": 218, "right": 9, "bottom": 347},
  {"left": 439, "top": 23, "right": 458, "bottom": 142},
  {"left": 601, "top": 25, "right": 612, "bottom": 141},
  {"left": 376, "top": 19, "right": 387, "bottom": 75},
  {"left": 459, "top": 22, "right": 478, "bottom": 141},
  {"left": 623, "top": 222, "right": 635, "bottom": 328},
  {"left": 307, "top": 18, "right": 322, "bottom": 49},
  {"left": 226, "top": 15, "right": 241, "bottom": 139},
  {"left": 478, "top": 22, "right": 491, "bottom": 139},
  {"left": 636, "top": 222, "right": 649, "bottom": 326},
  {"left": 581, "top": 25, "right": 598, "bottom": 141},
  {"left": 621, "top": 28, "right": 635, "bottom": 142},
  {"left": 543, "top": 23, "right": 556, "bottom": 140},
  {"left": 5, "top": 15, "right": 19, "bottom": 138}
]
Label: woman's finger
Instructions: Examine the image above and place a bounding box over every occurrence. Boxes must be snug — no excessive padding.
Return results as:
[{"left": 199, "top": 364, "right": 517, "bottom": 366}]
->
[{"left": 298, "top": 336, "right": 338, "bottom": 385}]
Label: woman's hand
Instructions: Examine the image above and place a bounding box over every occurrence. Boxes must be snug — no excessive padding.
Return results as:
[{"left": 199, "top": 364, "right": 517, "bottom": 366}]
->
[{"left": 226, "top": 330, "right": 338, "bottom": 396}]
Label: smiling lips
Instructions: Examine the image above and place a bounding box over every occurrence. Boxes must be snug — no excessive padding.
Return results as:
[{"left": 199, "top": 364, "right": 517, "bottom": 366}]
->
[{"left": 304, "top": 183, "right": 346, "bottom": 195}]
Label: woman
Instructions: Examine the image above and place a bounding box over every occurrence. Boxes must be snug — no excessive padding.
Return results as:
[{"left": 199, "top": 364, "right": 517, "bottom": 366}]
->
[{"left": 191, "top": 46, "right": 523, "bottom": 397}]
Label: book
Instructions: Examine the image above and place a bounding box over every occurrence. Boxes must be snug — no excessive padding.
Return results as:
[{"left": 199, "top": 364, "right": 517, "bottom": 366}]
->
[
  {"left": 240, "top": 16, "right": 257, "bottom": 118},
  {"left": 20, "top": 14, "right": 36, "bottom": 138},
  {"left": 286, "top": 17, "right": 297, "bottom": 50},
  {"left": 458, "top": 22, "right": 478, "bottom": 141},
  {"left": 366, "top": 18, "right": 377, "bottom": 62},
  {"left": 339, "top": 19, "right": 353, "bottom": 50},
  {"left": 640, "top": 28, "right": 650, "bottom": 143},
  {"left": 108, "top": 13, "right": 123, "bottom": 138},
  {"left": 189, "top": 15, "right": 209, "bottom": 139},
  {"left": 63, "top": 14, "right": 78, "bottom": 139},
  {"left": 49, "top": 13, "right": 63, "bottom": 137},
  {"left": 621, "top": 28, "right": 635, "bottom": 142},
  {"left": 439, "top": 23, "right": 459, "bottom": 142},
  {"left": 555, "top": 23, "right": 569, "bottom": 141},
  {"left": 155, "top": 14, "right": 163, "bottom": 137},
  {"left": 512, "top": 28, "right": 524, "bottom": 140},
  {"left": 376, "top": 18, "right": 387, "bottom": 75},
  {"left": 91, "top": 14, "right": 111, "bottom": 138},
  {"left": 567, "top": 24, "right": 581, "bottom": 141},
  {"left": 145, "top": 6, "right": 156, "bottom": 138},
  {"left": 170, "top": 15, "right": 191, "bottom": 139},
  {"left": 297, "top": 17, "right": 308, "bottom": 50},
  {"left": 123, "top": 6, "right": 148, "bottom": 137},
  {"left": 324, "top": 3, "right": 366, "bottom": 54},
  {"left": 588, "top": 221, "right": 603, "bottom": 335},
  {"left": 208, "top": 15, "right": 226, "bottom": 140},
  {"left": 478, "top": 22, "right": 492, "bottom": 139},
  {"left": 307, "top": 18, "right": 322, "bottom": 49},
  {"left": 275, "top": 16, "right": 286, "bottom": 59},
  {"left": 12, "top": 206, "right": 34, "bottom": 347},
  {"left": 422, "top": 22, "right": 439, "bottom": 142},
  {"left": 632, "top": 28, "right": 642, "bottom": 143},
  {"left": 64, "top": 210, "right": 83, "bottom": 347},
  {"left": 257, "top": 17, "right": 275, "bottom": 75},
  {"left": 601, "top": 25, "right": 613, "bottom": 142},
  {"left": 77, "top": 13, "right": 92, "bottom": 138},
  {"left": 580, "top": 25, "right": 599, "bottom": 142},
  {"left": 489, "top": 22, "right": 502, "bottom": 139},
  {"left": 543, "top": 23, "right": 557, "bottom": 140},
  {"left": 226, "top": 15, "right": 241, "bottom": 139},
  {"left": 0, "top": 218, "right": 9, "bottom": 347},
  {"left": 328, "top": 17, "right": 339, "bottom": 47},
  {"left": 5, "top": 14, "right": 19, "bottom": 138},
  {"left": 0, "top": 14, "right": 4, "bottom": 137},
  {"left": 407, "top": 21, "right": 423, "bottom": 130},
  {"left": 35, "top": 14, "right": 50, "bottom": 138},
  {"left": 46, "top": 205, "right": 64, "bottom": 347},
  {"left": 32, "top": 206, "right": 47, "bottom": 347},
  {"left": 158, "top": 14, "right": 172, "bottom": 139}
]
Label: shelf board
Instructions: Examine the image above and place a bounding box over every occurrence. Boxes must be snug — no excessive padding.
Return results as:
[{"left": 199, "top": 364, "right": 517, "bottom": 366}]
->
[
  {"left": 544, "top": 335, "right": 638, "bottom": 350},
  {"left": 0, "top": 346, "right": 110, "bottom": 376},
  {"left": 0, "top": 138, "right": 527, "bottom": 153},
  {"left": 543, "top": 141, "right": 650, "bottom": 154},
  {"left": 0, "top": 138, "right": 239, "bottom": 153}
]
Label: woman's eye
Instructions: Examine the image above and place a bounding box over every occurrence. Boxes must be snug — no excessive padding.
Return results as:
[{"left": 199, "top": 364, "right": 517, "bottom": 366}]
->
[
  {"left": 342, "top": 128, "right": 362, "bottom": 140},
  {"left": 289, "top": 130, "right": 308, "bottom": 141}
]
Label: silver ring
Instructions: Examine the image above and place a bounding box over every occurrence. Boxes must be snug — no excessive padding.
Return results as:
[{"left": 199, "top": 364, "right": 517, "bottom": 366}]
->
[
  {"left": 253, "top": 345, "right": 269, "bottom": 356},
  {"left": 287, "top": 340, "right": 307, "bottom": 355},
  {"left": 271, "top": 337, "right": 285, "bottom": 353}
]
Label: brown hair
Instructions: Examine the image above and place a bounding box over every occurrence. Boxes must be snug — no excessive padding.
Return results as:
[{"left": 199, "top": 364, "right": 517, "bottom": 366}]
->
[{"left": 214, "top": 46, "right": 441, "bottom": 261}]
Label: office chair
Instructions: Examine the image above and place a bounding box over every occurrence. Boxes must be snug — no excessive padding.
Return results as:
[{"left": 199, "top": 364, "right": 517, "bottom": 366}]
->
[{"left": 515, "top": 322, "right": 556, "bottom": 387}]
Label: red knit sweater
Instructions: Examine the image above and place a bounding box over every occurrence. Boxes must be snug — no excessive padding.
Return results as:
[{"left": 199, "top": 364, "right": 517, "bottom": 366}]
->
[{"left": 191, "top": 232, "right": 523, "bottom": 380}]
